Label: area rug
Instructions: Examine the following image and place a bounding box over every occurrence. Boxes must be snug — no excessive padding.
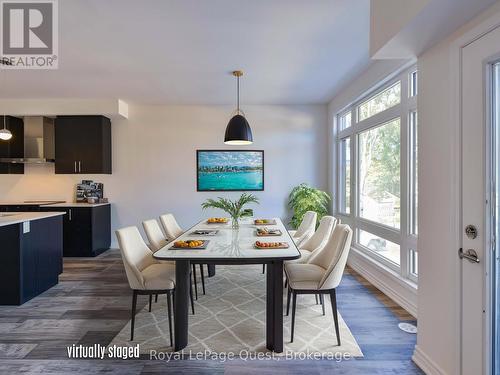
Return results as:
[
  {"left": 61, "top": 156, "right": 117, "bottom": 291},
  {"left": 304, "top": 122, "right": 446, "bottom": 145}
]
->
[{"left": 109, "top": 265, "right": 363, "bottom": 357}]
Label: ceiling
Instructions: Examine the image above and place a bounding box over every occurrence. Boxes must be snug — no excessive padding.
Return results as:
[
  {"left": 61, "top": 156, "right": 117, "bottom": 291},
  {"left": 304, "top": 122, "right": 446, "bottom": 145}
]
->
[{"left": 0, "top": 0, "right": 371, "bottom": 105}]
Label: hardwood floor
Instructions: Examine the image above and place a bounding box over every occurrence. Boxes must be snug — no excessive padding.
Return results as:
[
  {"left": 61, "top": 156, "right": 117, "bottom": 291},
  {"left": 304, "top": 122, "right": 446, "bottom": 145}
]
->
[{"left": 0, "top": 250, "right": 423, "bottom": 374}]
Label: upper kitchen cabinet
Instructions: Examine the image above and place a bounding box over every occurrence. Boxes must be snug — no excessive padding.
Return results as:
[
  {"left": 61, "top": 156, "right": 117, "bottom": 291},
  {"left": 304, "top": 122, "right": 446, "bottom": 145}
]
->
[
  {"left": 0, "top": 116, "right": 24, "bottom": 174},
  {"left": 55, "top": 115, "right": 112, "bottom": 174}
]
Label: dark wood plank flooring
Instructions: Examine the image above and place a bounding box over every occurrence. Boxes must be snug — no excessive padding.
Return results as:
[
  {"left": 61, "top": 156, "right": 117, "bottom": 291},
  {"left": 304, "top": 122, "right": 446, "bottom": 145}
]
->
[{"left": 0, "top": 250, "right": 423, "bottom": 374}]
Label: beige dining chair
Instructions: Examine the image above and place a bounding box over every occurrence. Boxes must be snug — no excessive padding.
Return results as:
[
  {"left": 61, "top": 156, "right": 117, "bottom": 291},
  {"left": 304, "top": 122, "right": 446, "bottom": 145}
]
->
[
  {"left": 284, "top": 223, "right": 353, "bottom": 345},
  {"left": 288, "top": 211, "right": 317, "bottom": 247},
  {"left": 142, "top": 219, "right": 169, "bottom": 252},
  {"left": 160, "top": 213, "right": 207, "bottom": 299},
  {"left": 287, "top": 215, "right": 337, "bottom": 264},
  {"left": 142, "top": 218, "right": 196, "bottom": 313},
  {"left": 116, "top": 226, "right": 175, "bottom": 345}
]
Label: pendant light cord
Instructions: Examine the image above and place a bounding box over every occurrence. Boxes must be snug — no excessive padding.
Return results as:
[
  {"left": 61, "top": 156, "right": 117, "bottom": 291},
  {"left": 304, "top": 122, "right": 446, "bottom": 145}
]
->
[{"left": 237, "top": 74, "right": 240, "bottom": 114}]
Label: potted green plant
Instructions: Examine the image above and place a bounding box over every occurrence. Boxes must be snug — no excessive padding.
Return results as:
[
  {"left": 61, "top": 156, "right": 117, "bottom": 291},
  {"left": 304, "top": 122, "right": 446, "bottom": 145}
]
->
[
  {"left": 201, "top": 193, "right": 259, "bottom": 229},
  {"left": 288, "top": 183, "right": 331, "bottom": 229}
]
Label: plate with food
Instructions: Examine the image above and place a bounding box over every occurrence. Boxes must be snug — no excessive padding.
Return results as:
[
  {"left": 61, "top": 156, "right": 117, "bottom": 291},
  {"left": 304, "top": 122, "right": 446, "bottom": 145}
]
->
[
  {"left": 254, "top": 219, "right": 277, "bottom": 225},
  {"left": 192, "top": 229, "right": 219, "bottom": 236},
  {"left": 170, "top": 240, "right": 209, "bottom": 250},
  {"left": 255, "top": 241, "right": 289, "bottom": 249},
  {"left": 256, "top": 227, "right": 282, "bottom": 236},
  {"left": 206, "top": 217, "right": 229, "bottom": 224}
]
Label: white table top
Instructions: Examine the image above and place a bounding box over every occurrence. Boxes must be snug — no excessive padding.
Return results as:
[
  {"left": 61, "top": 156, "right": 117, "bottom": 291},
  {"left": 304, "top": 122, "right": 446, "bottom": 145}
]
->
[{"left": 154, "top": 217, "right": 301, "bottom": 261}]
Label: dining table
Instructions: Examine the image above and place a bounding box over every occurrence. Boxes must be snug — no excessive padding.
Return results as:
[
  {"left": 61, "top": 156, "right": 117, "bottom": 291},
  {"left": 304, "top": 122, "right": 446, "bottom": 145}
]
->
[{"left": 153, "top": 217, "right": 301, "bottom": 353}]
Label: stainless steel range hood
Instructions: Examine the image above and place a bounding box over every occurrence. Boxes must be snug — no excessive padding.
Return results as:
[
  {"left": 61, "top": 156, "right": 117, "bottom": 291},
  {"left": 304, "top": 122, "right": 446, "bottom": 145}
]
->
[{"left": 0, "top": 116, "right": 55, "bottom": 164}]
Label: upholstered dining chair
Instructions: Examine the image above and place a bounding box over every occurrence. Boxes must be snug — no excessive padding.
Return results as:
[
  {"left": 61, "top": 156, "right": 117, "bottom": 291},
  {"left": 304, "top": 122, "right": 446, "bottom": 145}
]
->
[
  {"left": 160, "top": 213, "right": 207, "bottom": 300},
  {"left": 143, "top": 219, "right": 169, "bottom": 252},
  {"left": 116, "top": 226, "right": 176, "bottom": 345},
  {"left": 284, "top": 223, "right": 353, "bottom": 345},
  {"left": 143, "top": 218, "right": 198, "bottom": 312},
  {"left": 288, "top": 211, "right": 317, "bottom": 247},
  {"left": 287, "top": 215, "right": 337, "bottom": 264}
]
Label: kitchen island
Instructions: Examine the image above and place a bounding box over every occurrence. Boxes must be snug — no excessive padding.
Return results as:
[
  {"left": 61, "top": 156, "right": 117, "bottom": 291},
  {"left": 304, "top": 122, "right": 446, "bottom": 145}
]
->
[{"left": 0, "top": 212, "right": 65, "bottom": 305}]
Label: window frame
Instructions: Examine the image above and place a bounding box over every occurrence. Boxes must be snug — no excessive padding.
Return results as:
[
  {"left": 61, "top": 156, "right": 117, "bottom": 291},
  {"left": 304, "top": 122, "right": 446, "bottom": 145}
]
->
[{"left": 335, "top": 65, "right": 418, "bottom": 281}]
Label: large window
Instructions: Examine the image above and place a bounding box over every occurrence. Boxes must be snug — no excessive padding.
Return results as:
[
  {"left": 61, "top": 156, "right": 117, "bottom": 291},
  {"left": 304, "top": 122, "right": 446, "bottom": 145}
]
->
[
  {"left": 336, "top": 66, "right": 418, "bottom": 282},
  {"left": 359, "top": 118, "right": 401, "bottom": 229}
]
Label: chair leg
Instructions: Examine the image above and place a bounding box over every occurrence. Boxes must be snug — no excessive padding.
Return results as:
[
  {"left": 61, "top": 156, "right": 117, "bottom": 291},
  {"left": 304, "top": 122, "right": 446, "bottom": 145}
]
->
[
  {"left": 290, "top": 291, "right": 297, "bottom": 343},
  {"left": 166, "top": 290, "right": 173, "bottom": 347},
  {"left": 286, "top": 287, "right": 292, "bottom": 316},
  {"left": 284, "top": 278, "right": 288, "bottom": 288},
  {"left": 192, "top": 264, "right": 198, "bottom": 300},
  {"left": 320, "top": 294, "right": 325, "bottom": 316},
  {"left": 155, "top": 294, "right": 158, "bottom": 303},
  {"left": 189, "top": 280, "right": 195, "bottom": 315},
  {"left": 200, "top": 264, "right": 206, "bottom": 295},
  {"left": 315, "top": 294, "right": 319, "bottom": 304},
  {"left": 130, "top": 290, "right": 137, "bottom": 341},
  {"left": 149, "top": 294, "right": 153, "bottom": 312},
  {"left": 262, "top": 264, "right": 265, "bottom": 274},
  {"left": 330, "top": 289, "right": 341, "bottom": 346}
]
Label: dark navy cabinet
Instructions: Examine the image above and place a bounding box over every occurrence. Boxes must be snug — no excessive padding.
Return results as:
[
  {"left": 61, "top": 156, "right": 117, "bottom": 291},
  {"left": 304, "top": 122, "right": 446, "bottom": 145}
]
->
[
  {"left": 0, "top": 215, "right": 63, "bottom": 305},
  {"left": 0, "top": 116, "right": 24, "bottom": 174},
  {"left": 45, "top": 205, "right": 111, "bottom": 257},
  {"left": 55, "top": 115, "right": 112, "bottom": 174}
]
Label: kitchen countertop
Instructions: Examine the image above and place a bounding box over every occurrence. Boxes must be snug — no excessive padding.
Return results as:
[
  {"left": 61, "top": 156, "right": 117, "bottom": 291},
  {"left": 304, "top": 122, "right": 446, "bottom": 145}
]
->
[
  {"left": 0, "top": 202, "right": 111, "bottom": 208},
  {"left": 0, "top": 201, "right": 64, "bottom": 206},
  {"left": 43, "top": 202, "right": 110, "bottom": 208},
  {"left": 0, "top": 212, "right": 66, "bottom": 227}
]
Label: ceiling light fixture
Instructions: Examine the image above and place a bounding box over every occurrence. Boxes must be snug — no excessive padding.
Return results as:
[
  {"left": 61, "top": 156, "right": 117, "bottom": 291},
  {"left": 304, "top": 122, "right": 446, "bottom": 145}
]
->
[
  {"left": 224, "top": 70, "right": 253, "bottom": 145},
  {"left": 0, "top": 115, "right": 12, "bottom": 141}
]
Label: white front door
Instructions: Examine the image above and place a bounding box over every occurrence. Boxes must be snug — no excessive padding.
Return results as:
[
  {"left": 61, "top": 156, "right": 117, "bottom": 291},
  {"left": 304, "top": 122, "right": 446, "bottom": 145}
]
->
[{"left": 461, "top": 25, "right": 500, "bottom": 375}]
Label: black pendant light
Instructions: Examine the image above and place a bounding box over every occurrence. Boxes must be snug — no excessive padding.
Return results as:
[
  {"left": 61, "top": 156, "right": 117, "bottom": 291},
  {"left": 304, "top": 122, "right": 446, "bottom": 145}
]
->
[{"left": 224, "top": 70, "right": 253, "bottom": 145}]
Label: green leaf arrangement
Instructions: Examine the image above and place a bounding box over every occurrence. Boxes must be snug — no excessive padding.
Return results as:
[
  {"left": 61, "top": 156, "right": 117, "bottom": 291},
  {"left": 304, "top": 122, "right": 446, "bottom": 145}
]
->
[
  {"left": 201, "top": 193, "right": 259, "bottom": 228},
  {"left": 288, "top": 183, "right": 331, "bottom": 229}
]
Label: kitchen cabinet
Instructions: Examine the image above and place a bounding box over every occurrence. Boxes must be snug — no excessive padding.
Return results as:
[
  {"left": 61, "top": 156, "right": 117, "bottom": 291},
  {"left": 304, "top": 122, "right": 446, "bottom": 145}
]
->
[
  {"left": 55, "top": 115, "right": 112, "bottom": 174},
  {"left": 44, "top": 204, "right": 111, "bottom": 257},
  {"left": 0, "top": 214, "right": 63, "bottom": 305},
  {"left": 0, "top": 116, "right": 24, "bottom": 174},
  {"left": 0, "top": 203, "right": 111, "bottom": 257}
]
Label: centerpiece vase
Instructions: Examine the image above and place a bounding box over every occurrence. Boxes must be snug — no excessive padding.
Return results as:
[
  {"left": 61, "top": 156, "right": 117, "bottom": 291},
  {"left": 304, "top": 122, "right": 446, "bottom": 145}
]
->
[{"left": 231, "top": 216, "right": 240, "bottom": 229}]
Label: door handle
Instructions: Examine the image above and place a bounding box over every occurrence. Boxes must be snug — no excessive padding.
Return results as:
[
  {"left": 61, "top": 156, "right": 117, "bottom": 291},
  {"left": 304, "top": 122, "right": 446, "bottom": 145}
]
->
[
  {"left": 78, "top": 161, "right": 81, "bottom": 173},
  {"left": 69, "top": 209, "right": 72, "bottom": 221},
  {"left": 458, "top": 248, "right": 480, "bottom": 263},
  {"left": 74, "top": 161, "right": 77, "bottom": 173}
]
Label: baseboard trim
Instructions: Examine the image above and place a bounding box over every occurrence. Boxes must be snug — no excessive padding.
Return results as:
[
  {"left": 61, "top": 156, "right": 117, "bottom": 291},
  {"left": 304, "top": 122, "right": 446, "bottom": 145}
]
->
[
  {"left": 412, "top": 345, "right": 447, "bottom": 375},
  {"left": 347, "top": 248, "right": 418, "bottom": 318}
]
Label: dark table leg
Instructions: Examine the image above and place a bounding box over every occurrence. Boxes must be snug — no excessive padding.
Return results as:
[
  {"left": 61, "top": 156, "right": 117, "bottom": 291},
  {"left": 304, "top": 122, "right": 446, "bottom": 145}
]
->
[
  {"left": 174, "top": 260, "right": 190, "bottom": 351},
  {"left": 207, "top": 264, "right": 216, "bottom": 277},
  {"left": 266, "top": 260, "right": 284, "bottom": 352}
]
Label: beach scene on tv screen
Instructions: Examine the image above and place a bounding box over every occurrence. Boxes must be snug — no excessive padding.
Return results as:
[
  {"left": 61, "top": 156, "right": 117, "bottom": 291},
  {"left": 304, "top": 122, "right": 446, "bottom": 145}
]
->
[{"left": 197, "top": 151, "right": 264, "bottom": 191}]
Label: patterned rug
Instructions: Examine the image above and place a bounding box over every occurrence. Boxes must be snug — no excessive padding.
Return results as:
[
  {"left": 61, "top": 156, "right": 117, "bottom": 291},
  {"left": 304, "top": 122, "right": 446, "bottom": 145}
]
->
[{"left": 110, "top": 265, "right": 363, "bottom": 357}]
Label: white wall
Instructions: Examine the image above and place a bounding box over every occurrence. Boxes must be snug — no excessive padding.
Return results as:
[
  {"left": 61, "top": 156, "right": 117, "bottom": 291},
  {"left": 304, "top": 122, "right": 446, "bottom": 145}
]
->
[
  {"left": 0, "top": 104, "right": 328, "bottom": 246},
  {"left": 414, "top": 2, "right": 500, "bottom": 374}
]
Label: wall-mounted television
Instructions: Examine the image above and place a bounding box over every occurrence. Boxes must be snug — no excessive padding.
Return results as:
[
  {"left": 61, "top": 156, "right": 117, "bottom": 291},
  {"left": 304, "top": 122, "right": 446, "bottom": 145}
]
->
[{"left": 197, "top": 150, "right": 264, "bottom": 191}]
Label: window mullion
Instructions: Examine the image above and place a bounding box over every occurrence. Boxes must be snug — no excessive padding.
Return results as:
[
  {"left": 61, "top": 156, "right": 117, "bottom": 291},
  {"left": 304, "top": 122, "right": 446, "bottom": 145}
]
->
[{"left": 399, "top": 73, "right": 409, "bottom": 279}]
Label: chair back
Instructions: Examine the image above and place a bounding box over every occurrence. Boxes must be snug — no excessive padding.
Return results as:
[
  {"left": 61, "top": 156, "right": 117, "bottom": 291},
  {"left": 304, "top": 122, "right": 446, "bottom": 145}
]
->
[
  {"left": 116, "top": 226, "right": 155, "bottom": 290},
  {"left": 300, "top": 215, "right": 337, "bottom": 253},
  {"left": 294, "top": 211, "right": 317, "bottom": 238},
  {"left": 159, "top": 213, "right": 183, "bottom": 240},
  {"left": 309, "top": 224, "right": 353, "bottom": 290},
  {"left": 142, "top": 219, "right": 168, "bottom": 251}
]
